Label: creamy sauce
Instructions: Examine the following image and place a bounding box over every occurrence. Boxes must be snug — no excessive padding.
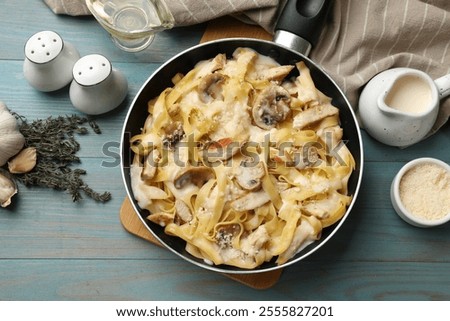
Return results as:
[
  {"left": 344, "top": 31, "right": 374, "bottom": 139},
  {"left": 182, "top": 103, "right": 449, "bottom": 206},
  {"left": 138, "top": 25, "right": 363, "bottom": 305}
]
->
[
  {"left": 130, "top": 47, "right": 355, "bottom": 269},
  {"left": 385, "top": 75, "right": 432, "bottom": 114}
]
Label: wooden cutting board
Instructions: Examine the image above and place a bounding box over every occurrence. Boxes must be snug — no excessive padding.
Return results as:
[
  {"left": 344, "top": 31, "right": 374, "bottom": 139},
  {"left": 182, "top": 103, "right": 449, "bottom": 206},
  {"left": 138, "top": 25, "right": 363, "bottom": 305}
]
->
[
  {"left": 200, "top": 16, "right": 272, "bottom": 42},
  {"left": 120, "top": 198, "right": 282, "bottom": 289},
  {"left": 119, "top": 16, "right": 282, "bottom": 290}
]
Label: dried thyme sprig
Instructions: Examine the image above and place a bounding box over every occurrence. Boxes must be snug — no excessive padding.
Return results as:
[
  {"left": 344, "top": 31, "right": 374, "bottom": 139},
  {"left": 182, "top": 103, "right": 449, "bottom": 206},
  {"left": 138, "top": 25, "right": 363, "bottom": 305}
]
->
[{"left": 13, "top": 114, "right": 111, "bottom": 203}]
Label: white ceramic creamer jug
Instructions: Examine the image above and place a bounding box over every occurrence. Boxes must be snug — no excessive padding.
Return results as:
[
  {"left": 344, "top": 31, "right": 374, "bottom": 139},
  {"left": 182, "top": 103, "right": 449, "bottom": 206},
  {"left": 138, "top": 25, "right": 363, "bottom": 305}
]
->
[
  {"left": 69, "top": 54, "right": 128, "bottom": 115},
  {"left": 358, "top": 68, "right": 450, "bottom": 147}
]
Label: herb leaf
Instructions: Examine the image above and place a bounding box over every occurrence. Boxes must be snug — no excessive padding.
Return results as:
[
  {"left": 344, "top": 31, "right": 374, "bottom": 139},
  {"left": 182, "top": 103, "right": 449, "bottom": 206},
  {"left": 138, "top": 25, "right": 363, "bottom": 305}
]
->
[{"left": 13, "top": 114, "right": 111, "bottom": 203}]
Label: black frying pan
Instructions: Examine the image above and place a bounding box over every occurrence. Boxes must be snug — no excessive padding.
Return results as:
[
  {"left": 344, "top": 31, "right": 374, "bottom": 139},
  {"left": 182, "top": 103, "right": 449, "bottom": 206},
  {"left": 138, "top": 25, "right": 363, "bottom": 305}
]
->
[{"left": 121, "top": 0, "right": 363, "bottom": 274}]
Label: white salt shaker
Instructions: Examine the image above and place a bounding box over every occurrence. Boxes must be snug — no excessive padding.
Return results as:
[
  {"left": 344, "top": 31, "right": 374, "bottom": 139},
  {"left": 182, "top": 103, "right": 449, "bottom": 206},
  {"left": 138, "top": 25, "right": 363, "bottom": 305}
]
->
[
  {"left": 390, "top": 157, "right": 450, "bottom": 227},
  {"left": 69, "top": 54, "right": 128, "bottom": 115},
  {"left": 23, "top": 30, "right": 80, "bottom": 92}
]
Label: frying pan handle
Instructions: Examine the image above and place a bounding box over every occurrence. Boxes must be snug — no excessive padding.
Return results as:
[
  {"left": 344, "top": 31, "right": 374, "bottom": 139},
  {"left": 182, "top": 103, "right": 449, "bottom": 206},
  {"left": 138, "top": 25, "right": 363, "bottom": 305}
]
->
[{"left": 274, "top": 0, "right": 332, "bottom": 56}]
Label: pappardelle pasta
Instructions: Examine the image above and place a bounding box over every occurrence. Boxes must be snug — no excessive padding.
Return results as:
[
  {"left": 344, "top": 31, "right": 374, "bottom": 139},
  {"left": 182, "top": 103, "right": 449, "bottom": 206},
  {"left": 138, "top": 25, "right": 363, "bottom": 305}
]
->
[{"left": 130, "top": 47, "right": 355, "bottom": 269}]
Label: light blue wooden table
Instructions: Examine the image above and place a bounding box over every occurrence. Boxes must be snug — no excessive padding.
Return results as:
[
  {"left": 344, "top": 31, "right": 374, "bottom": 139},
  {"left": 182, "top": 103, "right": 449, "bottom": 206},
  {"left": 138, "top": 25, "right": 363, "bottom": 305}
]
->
[{"left": 0, "top": 1, "right": 449, "bottom": 301}]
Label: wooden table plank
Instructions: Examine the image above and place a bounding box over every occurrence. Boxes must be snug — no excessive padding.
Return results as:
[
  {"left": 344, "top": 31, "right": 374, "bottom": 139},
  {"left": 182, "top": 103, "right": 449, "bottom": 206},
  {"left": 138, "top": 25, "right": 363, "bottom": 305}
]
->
[{"left": 1, "top": 259, "right": 449, "bottom": 300}]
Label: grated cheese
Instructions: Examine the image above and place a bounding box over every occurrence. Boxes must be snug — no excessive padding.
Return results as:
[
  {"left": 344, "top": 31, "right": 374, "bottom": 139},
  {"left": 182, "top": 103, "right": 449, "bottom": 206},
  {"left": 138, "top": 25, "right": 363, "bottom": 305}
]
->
[{"left": 399, "top": 163, "right": 450, "bottom": 220}]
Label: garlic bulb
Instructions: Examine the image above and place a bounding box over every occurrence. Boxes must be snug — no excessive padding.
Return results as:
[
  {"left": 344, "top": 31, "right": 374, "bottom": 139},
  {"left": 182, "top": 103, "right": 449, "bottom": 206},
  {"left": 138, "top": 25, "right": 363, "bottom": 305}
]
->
[
  {"left": 0, "top": 102, "right": 25, "bottom": 166},
  {"left": 0, "top": 168, "right": 17, "bottom": 207}
]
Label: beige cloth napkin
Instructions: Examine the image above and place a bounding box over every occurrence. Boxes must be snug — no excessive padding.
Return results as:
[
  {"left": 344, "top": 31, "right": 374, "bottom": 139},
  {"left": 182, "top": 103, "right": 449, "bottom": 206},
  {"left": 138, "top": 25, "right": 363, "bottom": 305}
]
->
[
  {"left": 43, "top": 0, "right": 282, "bottom": 31},
  {"left": 44, "top": 0, "right": 449, "bottom": 135}
]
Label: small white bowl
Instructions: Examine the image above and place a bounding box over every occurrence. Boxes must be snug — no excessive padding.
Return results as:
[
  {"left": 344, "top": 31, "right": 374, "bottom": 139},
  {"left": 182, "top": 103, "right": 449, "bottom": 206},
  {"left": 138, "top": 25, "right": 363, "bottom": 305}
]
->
[{"left": 390, "top": 157, "right": 450, "bottom": 227}]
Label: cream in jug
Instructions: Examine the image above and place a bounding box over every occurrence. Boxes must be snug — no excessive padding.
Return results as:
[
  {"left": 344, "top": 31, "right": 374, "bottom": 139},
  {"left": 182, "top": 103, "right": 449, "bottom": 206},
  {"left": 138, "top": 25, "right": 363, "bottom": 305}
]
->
[{"left": 384, "top": 75, "right": 432, "bottom": 114}]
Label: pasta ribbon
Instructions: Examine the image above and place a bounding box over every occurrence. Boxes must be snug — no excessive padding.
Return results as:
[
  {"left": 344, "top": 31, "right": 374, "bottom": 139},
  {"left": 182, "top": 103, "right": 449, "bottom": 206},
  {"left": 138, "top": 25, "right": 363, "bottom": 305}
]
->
[{"left": 130, "top": 48, "right": 355, "bottom": 269}]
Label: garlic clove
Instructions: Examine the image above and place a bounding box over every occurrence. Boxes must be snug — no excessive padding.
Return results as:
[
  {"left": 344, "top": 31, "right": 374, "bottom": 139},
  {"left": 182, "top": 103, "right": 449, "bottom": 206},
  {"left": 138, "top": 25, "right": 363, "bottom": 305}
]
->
[
  {"left": 8, "top": 147, "right": 37, "bottom": 174},
  {"left": 0, "top": 169, "right": 18, "bottom": 208}
]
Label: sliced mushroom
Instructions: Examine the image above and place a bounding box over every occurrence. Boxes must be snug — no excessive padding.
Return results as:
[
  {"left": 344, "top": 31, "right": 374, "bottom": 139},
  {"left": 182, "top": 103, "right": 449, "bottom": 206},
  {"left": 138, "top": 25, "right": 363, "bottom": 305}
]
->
[
  {"left": 235, "top": 160, "right": 265, "bottom": 191},
  {"left": 175, "top": 199, "right": 193, "bottom": 223},
  {"left": 197, "top": 73, "right": 226, "bottom": 103},
  {"left": 173, "top": 167, "right": 214, "bottom": 189},
  {"left": 130, "top": 156, "right": 168, "bottom": 209},
  {"left": 252, "top": 85, "right": 291, "bottom": 129},
  {"left": 193, "top": 53, "right": 226, "bottom": 80},
  {"left": 294, "top": 145, "right": 320, "bottom": 169},
  {"left": 215, "top": 223, "right": 241, "bottom": 248},
  {"left": 162, "top": 122, "right": 185, "bottom": 149},
  {"left": 230, "top": 189, "right": 271, "bottom": 212},
  {"left": 141, "top": 148, "right": 160, "bottom": 181},
  {"left": 199, "top": 53, "right": 226, "bottom": 76}
]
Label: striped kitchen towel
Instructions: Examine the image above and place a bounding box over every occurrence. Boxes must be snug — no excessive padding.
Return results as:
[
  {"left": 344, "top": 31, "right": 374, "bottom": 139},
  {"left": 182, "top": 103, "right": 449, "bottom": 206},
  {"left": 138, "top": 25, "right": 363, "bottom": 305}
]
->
[{"left": 44, "top": 0, "right": 449, "bottom": 135}]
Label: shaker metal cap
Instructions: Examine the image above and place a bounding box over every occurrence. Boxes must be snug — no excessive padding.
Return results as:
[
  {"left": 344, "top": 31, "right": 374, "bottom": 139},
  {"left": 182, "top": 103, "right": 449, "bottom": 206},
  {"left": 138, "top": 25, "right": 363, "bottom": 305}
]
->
[
  {"left": 72, "top": 54, "right": 112, "bottom": 87},
  {"left": 24, "top": 31, "right": 64, "bottom": 64}
]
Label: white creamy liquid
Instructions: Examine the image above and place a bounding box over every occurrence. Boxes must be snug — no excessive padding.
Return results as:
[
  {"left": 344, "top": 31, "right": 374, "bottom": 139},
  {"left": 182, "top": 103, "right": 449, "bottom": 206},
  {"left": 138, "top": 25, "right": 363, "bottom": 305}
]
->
[{"left": 385, "top": 75, "right": 432, "bottom": 114}]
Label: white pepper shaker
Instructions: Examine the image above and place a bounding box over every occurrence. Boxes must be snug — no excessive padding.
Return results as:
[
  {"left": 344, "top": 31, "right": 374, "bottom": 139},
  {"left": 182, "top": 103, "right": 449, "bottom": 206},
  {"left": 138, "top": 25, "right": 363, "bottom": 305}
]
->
[
  {"left": 23, "top": 31, "right": 80, "bottom": 92},
  {"left": 69, "top": 54, "right": 128, "bottom": 115}
]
